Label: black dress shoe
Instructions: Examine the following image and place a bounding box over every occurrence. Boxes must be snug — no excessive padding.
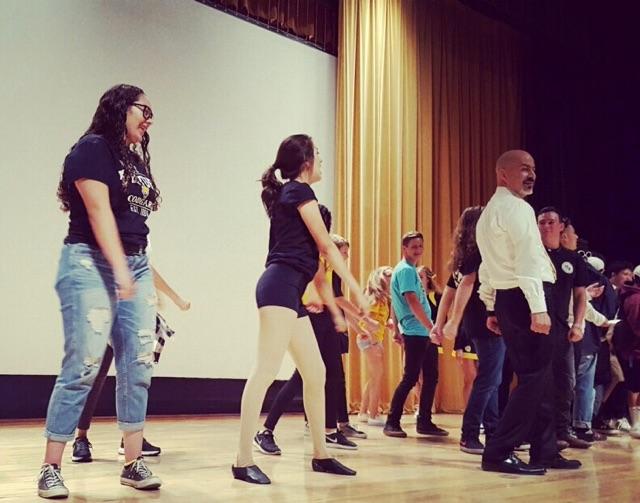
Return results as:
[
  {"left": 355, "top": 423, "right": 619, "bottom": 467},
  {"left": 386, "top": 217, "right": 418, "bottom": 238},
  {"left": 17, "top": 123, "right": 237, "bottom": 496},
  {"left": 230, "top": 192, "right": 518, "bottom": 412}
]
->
[
  {"left": 311, "top": 458, "right": 357, "bottom": 476},
  {"left": 482, "top": 453, "right": 546, "bottom": 475},
  {"left": 558, "top": 433, "right": 592, "bottom": 449},
  {"left": 531, "top": 454, "right": 582, "bottom": 470},
  {"left": 232, "top": 464, "right": 271, "bottom": 484}
]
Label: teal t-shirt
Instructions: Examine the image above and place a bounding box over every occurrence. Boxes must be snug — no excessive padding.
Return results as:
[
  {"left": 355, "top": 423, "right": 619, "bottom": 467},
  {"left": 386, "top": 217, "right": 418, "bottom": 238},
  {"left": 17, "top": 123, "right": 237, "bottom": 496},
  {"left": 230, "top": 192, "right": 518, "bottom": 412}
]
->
[{"left": 391, "top": 259, "right": 432, "bottom": 337}]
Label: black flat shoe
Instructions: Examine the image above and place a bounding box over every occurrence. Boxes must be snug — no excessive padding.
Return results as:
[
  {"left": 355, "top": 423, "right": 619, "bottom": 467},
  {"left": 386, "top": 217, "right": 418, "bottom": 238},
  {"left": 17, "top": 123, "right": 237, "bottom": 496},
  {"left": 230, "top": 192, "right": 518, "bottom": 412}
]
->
[
  {"left": 482, "top": 453, "right": 546, "bottom": 475},
  {"left": 232, "top": 464, "right": 271, "bottom": 484},
  {"left": 312, "top": 458, "right": 357, "bottom": 476},
  {"left": 530, "top": 454, "right": 582, "bottom": 470}
]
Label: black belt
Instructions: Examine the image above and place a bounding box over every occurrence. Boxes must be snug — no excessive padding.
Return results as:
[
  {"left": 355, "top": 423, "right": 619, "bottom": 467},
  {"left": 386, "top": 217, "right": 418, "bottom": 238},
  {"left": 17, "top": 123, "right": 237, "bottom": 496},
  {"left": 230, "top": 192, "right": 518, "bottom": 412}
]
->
[{"left": 123, "top": 243, "right": 146, "bottom": 256}]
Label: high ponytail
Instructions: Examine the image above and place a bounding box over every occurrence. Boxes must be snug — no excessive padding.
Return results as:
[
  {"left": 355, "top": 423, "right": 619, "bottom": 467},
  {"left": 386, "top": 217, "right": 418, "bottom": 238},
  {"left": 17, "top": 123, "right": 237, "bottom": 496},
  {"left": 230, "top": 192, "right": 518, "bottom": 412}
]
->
[
  {"left": 261, "top": 165, "right": 283, "bottom": 217},
  {"left": 260, "top": 134, "right": 315, "bottom": 218}
]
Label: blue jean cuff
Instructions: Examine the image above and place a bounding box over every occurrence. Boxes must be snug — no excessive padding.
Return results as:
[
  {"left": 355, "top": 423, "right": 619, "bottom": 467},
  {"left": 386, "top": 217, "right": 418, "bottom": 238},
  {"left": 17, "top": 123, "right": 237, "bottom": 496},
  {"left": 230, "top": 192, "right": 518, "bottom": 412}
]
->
[
  {"left": 44, "top": 429, "right": 75, "bottom": 443},
  {"left": 119, "top": 421, "right": 145, "bottom": 432}
]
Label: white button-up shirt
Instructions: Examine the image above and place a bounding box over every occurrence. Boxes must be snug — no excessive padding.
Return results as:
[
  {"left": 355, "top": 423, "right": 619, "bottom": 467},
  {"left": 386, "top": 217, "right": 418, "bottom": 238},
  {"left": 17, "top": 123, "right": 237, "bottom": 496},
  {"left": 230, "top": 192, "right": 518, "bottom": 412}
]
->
[{"left": 476, "top": 186, "right": 556, "bottom": 314}]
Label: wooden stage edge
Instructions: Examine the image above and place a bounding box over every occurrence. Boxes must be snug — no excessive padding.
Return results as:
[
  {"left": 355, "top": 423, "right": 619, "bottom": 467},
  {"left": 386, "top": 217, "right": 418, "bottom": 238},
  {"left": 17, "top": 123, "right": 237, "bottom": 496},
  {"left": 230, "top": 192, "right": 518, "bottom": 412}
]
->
[{"left": 1, "top": 413, "right": 639, "bottom": 502}]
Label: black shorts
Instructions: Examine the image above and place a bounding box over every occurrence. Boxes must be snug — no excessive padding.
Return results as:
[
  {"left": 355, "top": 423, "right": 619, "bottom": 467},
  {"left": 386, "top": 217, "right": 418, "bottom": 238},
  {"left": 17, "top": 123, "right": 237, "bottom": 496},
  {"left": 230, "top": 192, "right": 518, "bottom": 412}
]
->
[
  {"left": 256, "top": 263, "right": 309, "bottom": 318},
  {"left": 619, "top": 356, "right": 640, "bottom": 392},
  {"left": 454, "top": 326, "right": 477, "bottom": 354}
]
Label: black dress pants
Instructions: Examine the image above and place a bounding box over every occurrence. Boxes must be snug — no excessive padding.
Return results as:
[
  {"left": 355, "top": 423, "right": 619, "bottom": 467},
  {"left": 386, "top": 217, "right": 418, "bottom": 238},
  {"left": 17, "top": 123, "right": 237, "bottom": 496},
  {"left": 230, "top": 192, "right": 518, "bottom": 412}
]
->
[{"left": 482, "top": 286, "right": 558, "bottom": 464}]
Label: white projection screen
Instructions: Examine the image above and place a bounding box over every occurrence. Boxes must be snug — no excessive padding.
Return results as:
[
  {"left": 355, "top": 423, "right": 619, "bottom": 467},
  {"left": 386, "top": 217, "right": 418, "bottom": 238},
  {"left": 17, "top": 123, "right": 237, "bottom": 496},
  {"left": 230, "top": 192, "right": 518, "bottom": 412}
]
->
[{"left": 0, "top": 0, "right": 336, "bottom": 379}]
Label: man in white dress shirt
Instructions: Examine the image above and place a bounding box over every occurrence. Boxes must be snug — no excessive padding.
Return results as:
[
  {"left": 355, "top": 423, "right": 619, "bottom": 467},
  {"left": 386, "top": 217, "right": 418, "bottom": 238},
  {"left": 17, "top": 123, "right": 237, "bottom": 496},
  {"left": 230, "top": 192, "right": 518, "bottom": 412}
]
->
[{"left": 477, "top": 150, "right": 581, "bottom": 475}]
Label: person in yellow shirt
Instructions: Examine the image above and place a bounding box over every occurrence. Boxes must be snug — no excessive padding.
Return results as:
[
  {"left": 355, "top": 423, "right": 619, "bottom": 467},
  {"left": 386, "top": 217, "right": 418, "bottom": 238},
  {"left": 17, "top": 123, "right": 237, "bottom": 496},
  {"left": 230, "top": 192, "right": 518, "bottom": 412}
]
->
[{"left": 357, "top": 267, "right": 394, "bottom": 426}]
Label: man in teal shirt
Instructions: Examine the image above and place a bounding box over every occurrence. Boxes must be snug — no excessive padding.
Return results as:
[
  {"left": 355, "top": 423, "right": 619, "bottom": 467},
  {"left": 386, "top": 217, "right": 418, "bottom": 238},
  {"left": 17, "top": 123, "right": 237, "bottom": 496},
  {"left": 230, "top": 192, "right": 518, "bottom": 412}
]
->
[{"left": 384, "top": 231, "right": 448, "bottom": 438}]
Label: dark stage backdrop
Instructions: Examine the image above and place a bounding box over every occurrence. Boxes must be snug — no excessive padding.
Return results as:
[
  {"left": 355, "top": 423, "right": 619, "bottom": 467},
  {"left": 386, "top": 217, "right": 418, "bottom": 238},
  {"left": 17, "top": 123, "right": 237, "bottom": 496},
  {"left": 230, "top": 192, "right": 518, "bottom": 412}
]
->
[{"left": 464, "top": 0, "right": 640, "bottom": 265}]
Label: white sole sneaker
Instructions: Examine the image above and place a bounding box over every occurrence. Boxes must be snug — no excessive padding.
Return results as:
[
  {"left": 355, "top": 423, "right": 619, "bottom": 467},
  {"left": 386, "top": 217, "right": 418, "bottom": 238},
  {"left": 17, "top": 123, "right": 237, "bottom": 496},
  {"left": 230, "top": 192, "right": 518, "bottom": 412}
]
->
[
  {"left": 37, "top": 486, "right": 69, "bottom": 499},
  {"left": 120, "top": 475, "right": 162, "bottom": 490},
  {"left": 367, "top": 417, "right": 386, "bottom": 427},
  {"left": 117, "top": 447, "right": 161, "bottom": 456},
  {"left": 326, "top": 441, "right": 358, "bottom": 450}
]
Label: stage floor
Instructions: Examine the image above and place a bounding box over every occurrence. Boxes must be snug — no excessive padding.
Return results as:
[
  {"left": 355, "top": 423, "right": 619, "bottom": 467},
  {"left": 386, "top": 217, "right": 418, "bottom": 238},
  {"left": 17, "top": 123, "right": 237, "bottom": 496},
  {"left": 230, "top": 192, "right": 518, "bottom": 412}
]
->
[{"left": 2, "top": 413, "right": 639, "bottom": 502}]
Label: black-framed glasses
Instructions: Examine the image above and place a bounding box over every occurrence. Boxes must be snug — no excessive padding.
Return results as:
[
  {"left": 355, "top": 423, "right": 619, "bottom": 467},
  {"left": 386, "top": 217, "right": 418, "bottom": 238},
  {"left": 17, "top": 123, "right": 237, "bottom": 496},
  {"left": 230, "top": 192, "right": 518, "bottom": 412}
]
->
[{"left": 132, "top": 102, "right": 153, "bottom": 120}]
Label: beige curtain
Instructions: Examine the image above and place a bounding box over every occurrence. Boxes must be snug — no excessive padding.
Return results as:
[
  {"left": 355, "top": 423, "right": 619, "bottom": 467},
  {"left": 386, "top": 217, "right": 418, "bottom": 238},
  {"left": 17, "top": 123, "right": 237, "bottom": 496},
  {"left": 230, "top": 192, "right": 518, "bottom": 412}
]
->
[
  {"left": 336, "top": 0, "right": 524, "bottom": 414},
  {"left": 336, "top": 0, "right": 420, "bottom": 414}
]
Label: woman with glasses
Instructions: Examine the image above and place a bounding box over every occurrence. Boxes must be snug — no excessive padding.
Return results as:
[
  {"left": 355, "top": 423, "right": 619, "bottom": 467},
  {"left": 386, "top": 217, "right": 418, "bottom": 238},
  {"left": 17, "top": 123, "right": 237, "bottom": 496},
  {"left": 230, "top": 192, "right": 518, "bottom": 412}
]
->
[
  {"left": 38, "top": 84, "right": 162, "bottom": 499},
  {"left": 233, "top": 134, "right": 369, "bottom": 484}
]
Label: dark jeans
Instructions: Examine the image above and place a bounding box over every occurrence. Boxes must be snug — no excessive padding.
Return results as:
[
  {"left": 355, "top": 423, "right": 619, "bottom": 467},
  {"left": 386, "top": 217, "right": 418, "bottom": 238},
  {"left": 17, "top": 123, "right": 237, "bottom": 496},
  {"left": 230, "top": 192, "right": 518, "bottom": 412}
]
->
[
  {"left": 552, "top": 328, "right": 576, "bottom": 436},
  {"left": 78, "top": 345, "right": 114, "bottom": 431},
  {"left": 461, "top": 335, "right": 506, "bottom": 441},
  {"left": 264, "top": 311, "right": 343, "bottom": 431},
  {"left": 483, "top": 287, "right": 557, "bottom": 464},
  {"left": 387, "top": 336, "right": 438, "bottom": 427}
]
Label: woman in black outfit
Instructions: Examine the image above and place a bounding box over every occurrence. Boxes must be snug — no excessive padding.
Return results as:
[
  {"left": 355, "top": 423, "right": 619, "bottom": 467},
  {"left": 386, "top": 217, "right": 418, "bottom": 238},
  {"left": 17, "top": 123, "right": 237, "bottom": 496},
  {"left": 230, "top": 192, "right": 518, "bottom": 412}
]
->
[{"left": 232, "top": 134, "right": 369, "bottom": 484}]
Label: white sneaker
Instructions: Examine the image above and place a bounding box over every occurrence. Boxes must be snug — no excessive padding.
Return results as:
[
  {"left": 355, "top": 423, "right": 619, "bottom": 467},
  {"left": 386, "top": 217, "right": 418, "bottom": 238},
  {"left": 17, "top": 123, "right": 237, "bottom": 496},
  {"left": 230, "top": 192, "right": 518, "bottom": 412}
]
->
[
  {"left": 357, "top": 413, "right": 369, "bottom": 423},
  {"left": 367, "top": 416, "right": 386, "bottom": 427},
  {"left": 615, "top": 417, "right": 632, "bottom": 432}
]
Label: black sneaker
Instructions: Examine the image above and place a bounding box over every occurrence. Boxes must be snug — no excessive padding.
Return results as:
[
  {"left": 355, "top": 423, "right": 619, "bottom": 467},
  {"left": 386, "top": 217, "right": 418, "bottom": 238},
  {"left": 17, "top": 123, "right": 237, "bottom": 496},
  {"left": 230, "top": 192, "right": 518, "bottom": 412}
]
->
[
  {"left": 120, "top": 456, "right": 162, "bottom": 490},
  {"left": 37, "top": 463, "right": 69, "bottom": 499},
  {"left": 339, "top": 423, "right": 368, "bottom": 439},
  {"left": 417, "top": 422, "right": 449, "bottom": 436},
  {"left": 383, "top": 423, "right": 407, "bottom": 438},
  {"left": 460, "top": 438, "right": 485, "bottom": 454},
  {"left": 575, "top": 428, "right": 607, "bottom": 443},
  {"left": 326, "top": 431, "right": 358, "bottom": 450},
  {"left": 71, "top": 437, "right": 92, "bottom": 463},
  {"left": 253, "top": 430, "right": 282, "bottom": 455},
  {"left": 118, "top": 438, "right": 161, "bottom": 456}
]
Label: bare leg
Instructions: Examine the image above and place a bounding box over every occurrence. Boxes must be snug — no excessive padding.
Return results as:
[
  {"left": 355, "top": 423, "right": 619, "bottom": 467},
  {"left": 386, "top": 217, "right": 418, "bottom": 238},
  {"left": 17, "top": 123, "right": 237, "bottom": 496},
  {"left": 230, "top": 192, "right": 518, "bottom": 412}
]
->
[
  {"left": 44, "top": 440, "right": 66, "bottom": 466},
  {"left": 366, "top": 345, "right": 384, "bottom": 418},
  {"left": 123, "top": 430, "right": 143, "bottom": 463}
]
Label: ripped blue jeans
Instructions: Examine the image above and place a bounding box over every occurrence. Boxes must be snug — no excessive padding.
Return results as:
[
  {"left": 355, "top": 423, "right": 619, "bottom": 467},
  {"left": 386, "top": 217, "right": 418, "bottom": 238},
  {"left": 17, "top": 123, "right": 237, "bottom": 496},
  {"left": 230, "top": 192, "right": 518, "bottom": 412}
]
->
[{"left": 45, "top": 243, "right": 156, "bottom": 442}]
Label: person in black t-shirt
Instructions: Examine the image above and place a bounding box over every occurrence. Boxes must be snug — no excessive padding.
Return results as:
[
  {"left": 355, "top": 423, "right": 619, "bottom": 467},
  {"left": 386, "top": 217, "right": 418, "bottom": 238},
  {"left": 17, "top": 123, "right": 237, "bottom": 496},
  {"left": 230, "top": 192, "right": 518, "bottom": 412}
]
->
[
  {"left": 537, "top": 208, "right": 589, "bottom": 449},
  {"left": 433, "top": 206, "right": 507, "bottom": 455},
  {"left": 38, "top": 85, "right": 162, "bottom": 499},
  {"left": 253, "top": 216, "right": 364, "bottom": 454},
  {"left": 233, "top": 134, "right": 369, "bottom": 485}
]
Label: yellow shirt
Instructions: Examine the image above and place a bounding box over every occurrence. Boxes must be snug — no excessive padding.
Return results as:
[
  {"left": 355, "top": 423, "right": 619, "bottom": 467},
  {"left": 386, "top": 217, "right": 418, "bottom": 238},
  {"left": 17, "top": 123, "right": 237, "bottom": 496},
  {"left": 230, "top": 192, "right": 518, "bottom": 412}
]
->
[
  {"left": 367, "top": 298, "right": 390, "bottom": 343},
  {"left": 302, "top": 257, "right": 331, "bottom": 305}
]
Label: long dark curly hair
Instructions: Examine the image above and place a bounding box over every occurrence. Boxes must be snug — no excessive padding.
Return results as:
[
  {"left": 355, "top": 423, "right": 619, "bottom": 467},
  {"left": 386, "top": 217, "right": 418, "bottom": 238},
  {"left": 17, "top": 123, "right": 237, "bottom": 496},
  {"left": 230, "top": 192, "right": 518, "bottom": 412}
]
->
[
  {"left": 57, "top": 84, "right": 160, "bottom": 211},
  {"left": 448, "top": 206, "right": 484, "bottom": 272}
]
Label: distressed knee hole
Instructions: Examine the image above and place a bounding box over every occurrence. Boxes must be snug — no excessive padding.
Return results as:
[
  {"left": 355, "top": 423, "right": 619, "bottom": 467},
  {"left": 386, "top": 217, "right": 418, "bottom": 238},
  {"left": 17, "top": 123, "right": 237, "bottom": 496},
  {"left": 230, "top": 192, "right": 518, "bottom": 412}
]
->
[
  {"left": 137, "top": 328, "right": 155, "bottom": 345},
  {"left": 87, "top": 308, "right": 110, "bottom": 333},
  {"left": 136, "top": 352, "right": 155, "bottom": 367},
  {"left": 80, "top": 357, "right": 101, "bottom": 378}
]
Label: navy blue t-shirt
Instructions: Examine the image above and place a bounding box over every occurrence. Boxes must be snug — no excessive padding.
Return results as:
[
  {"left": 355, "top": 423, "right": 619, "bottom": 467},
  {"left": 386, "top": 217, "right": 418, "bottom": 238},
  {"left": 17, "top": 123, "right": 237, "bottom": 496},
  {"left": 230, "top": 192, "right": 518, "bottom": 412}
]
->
[
  {"left": 265, "top": 181, "right": 318, "bottom": 283},
  {"left": 63, "top": 134, "right": 154, "bottom": 248},
  {"left": 546, "top": 247, "right": 590, "bottom": 326}
]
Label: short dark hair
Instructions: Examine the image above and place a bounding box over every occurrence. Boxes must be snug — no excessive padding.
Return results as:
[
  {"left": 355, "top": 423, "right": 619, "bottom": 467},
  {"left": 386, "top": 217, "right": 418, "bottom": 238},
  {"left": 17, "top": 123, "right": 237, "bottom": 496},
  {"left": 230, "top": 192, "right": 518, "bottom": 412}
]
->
[
  {"left": 318, "top": 204, "right": 332, "bottom": 232},
  {"left": 607, "top": 260, "right": 633, "bottom": 276},
  {"left": 537, "top": 206, "right": 562, "bottom": 219},
  {"left": 402, "top": 231, "right": 423, "bottom": 247}
]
